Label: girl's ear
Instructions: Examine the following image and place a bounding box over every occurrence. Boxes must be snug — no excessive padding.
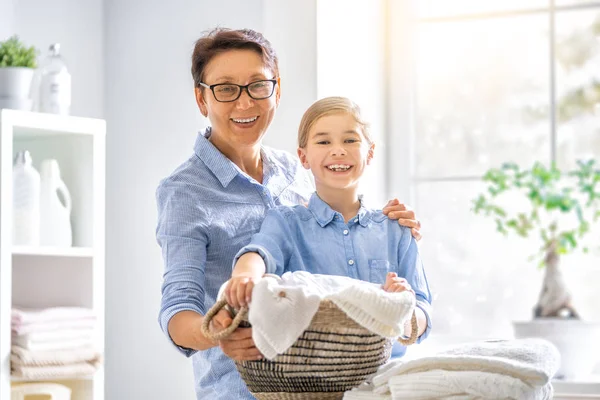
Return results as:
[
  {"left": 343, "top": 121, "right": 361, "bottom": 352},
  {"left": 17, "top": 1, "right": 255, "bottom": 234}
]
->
[
  {"left": 366, "top": 143, "right": 375, "bottom": 165},
  {"left": 195, "top": 87, "right": 208, "bottom": 117},
  {"left": 297, "top": 147, "right": 310, "bottom": 169}
]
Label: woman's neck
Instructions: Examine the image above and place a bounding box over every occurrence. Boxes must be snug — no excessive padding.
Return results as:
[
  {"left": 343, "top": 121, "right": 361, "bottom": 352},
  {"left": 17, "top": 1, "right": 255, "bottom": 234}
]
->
[
  {"left": 208, "top": 132, "right": 263, "bottom": 183},
  {"left": 315, "top": 186, "right": 360, "bottom": 223}
]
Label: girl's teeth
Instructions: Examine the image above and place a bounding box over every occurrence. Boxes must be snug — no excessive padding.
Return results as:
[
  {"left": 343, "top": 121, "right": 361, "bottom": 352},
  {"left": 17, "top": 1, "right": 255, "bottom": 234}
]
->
[{"left": 327, "top": 165, "right": 351, "bottom": 171}]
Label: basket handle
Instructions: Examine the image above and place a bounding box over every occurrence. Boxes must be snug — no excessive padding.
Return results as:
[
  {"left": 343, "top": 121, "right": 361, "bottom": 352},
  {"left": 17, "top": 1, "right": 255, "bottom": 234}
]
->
[
  {"left": 201, "top": 298, "right": 249, "bottom": 341},
  {"left": 397, "top": 311, "right": 419, "bottom": 345}
]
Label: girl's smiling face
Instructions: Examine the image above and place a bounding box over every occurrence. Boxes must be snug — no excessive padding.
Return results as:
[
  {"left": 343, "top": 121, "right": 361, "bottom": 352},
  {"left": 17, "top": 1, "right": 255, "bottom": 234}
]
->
[{"left": 298, "top": 112, "right": 374, "bottom": 193}]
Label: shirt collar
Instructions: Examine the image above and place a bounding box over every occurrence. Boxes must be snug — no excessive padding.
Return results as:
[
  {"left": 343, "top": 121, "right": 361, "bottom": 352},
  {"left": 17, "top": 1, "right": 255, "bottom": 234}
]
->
[
  {"left": 194, "top": 127, "right": 284, "bottom": 189},
  {"left": 308, "top": 192, "right": 371, "bottom": 227},
  {"left": 193, "top": 127, "right": 239, "bottom": 188}
]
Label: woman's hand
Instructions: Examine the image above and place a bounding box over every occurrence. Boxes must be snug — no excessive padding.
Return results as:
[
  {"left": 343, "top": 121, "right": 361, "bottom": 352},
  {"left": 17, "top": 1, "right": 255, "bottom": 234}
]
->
[
  {"left": 212, "top": 308, "right": 263, "bottom": 361},
  {"left": 224, "top": 276, "right": 258, "bottom": 309},
  {"left": 383, "top": 272, "right": 415, "bottom": 295},
  {"left": 382, "top": 198, "right": 422, "bottom": 241}
]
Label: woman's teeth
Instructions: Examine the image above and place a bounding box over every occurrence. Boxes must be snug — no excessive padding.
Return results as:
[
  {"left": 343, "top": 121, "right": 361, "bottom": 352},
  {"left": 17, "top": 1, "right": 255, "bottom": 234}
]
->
[
  {"left": 232, "top": 116, "right": 258, "bottom": 123},
  {"left": 327, "top": 164, "right": 351, "bottom": 172}
]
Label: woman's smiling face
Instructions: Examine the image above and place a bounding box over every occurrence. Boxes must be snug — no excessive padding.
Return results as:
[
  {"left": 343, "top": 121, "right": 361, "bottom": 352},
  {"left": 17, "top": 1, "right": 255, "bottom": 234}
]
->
[
  {"left": 195, "top": 49, "right": 280, "bottom": 147},
  {"left": 298, "top": 112, "right": 374, "bottom": 192}
]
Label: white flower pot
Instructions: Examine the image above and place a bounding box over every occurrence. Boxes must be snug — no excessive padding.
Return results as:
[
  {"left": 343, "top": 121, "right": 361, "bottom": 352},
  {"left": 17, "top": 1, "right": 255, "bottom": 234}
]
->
[
  {"left": 513, "top": 319, "right": 600, "bottom": 380},
  {"left": 0, "top": 67, "right": 35, "bottom": 110}
]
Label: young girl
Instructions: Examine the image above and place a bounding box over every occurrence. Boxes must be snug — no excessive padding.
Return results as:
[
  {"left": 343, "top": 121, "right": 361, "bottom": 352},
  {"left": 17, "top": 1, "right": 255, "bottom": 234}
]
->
[{"left": 224, "top": 97, "right": 432, "bottom": 357}]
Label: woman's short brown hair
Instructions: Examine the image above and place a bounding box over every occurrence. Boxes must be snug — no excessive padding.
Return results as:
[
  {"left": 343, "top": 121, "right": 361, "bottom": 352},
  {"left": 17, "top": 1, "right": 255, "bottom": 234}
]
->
[
  {"left": 298, "top": 97, "right": 372, "bottom": 148},
  {"left": 191, "top": 28, "right": 279, "bottom": 86}
]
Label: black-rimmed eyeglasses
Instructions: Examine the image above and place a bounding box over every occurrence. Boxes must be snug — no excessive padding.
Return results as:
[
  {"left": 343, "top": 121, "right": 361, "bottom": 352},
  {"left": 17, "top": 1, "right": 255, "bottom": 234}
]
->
[{"left": 198, "top": 79, "right": 278, "bottom": 102}]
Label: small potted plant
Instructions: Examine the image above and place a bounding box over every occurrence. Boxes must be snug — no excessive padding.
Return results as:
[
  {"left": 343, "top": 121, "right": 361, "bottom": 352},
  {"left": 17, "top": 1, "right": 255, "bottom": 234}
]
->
[
  {"left": 0, "top": 35, "right": 37, "bottom": 111},
  {"left": 472, "top": 159, "right": 600, "bottom": 379}
]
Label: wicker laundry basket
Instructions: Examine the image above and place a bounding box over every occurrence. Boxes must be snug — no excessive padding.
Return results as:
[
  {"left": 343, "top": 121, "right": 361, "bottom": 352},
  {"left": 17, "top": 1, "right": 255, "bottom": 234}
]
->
[{"left": 202, "top": 298, "right": 418, "bottom": 400}]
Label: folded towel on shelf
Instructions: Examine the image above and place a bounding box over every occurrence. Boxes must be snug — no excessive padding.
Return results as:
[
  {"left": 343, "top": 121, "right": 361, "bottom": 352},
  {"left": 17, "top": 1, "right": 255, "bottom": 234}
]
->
[
  {"left": 11, "top": 345, "right": 101, "bottom": 367},
  {"left": 363, "top": 338, "right": 559, "bottom": 400},
  {"left": 240, "top": 271, "right": 415, "bottom": 360},
  {"left": 11, "top": 318, "right": 97, "bottom": 335},
  {"left": 13, "top": 328, "right": 95, "bottom": 344},
  {"left": 12, "top": 337, "right": 94, "bottom": 352},
  {"left": 12, "top": 307, "right": 96, "bottom": 326},
  {"left": 11, "top": 360, "right": 100, "bottom": 380}
]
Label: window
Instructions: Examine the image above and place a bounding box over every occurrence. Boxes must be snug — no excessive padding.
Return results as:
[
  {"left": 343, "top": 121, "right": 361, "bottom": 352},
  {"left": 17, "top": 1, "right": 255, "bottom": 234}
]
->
[{"left": 407, "top": 1, "right": 600, "bottom": 337}]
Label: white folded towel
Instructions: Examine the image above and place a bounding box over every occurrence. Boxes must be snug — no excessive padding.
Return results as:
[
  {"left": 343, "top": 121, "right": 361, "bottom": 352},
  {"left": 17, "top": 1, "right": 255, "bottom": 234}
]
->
[
  {"left": 343, "top": 382, "right": 392, "bottom": 400},
  {"left": 373, "top": 338, "right": 559, "bottom": 392},
  {"left": 12, "top": 337, "right": 94, "bottom": 352},
  {"left": 387, "top": 369, "right": 553, "bottom": 400},
  {"left": 11, "top": 318, "right": 97, "bottom": 335},
  {"left": 368, "top": 338, "right": 559, "bottom": 400},
  {"left": 11, "top": 345, "right": 101, "bottom": 367},
  {"left": 12, "top": 307, "right": 96, "bottom": 326},
  {"left": 244, "top": 271, "right": 415, "bottom": 360},
  {"left": 11, "top": 360, "right": 100, "bottom": 380},
  {"left": 13, "top": 328, "right": 95, "bottom": 344}
]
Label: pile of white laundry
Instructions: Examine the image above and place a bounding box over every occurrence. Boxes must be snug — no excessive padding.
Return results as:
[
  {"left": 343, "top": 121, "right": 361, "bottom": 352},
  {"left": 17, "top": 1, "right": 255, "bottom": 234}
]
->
[
  {"left": 11, "top": 307, "right": 102, "bottom": 380},
  {"left": 221, "top": 271, "right": 416, "bottom": 360},
  {"left": 343, "top": 338, "right": 560, "bottom": 400}
]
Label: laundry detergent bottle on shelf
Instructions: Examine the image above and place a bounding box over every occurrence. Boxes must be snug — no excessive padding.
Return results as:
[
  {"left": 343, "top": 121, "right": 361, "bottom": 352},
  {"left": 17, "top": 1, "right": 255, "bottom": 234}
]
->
[
  {"left": 39, "top": 43, "right": 72, "bottom": 115},
  {"left": 12, "top": 150, "right": 41, "bottom": 246},
  {"left": 39, "top": 159, "right": 73, "bottom": 247}
]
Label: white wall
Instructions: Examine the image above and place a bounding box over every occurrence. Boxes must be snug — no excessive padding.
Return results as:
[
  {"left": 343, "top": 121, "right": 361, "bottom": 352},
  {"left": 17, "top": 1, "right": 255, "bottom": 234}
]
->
[
  {"left": 261, "top": 0, "right": 318, "bottom": 155},
  {"left": 103, "top": 1, "right": 317, "bottom": 399},
  {"left": 387, "top": 0, "right": 417, "bottom": 204},
  {"left": 316, "top": 0, "right": 388, "bottom": 207},
  {"left": 0, "top": 0, "right": 15, "bottom": 40},
  {"left": 13, "top": 0, "right": 104, "bottom": 119}
]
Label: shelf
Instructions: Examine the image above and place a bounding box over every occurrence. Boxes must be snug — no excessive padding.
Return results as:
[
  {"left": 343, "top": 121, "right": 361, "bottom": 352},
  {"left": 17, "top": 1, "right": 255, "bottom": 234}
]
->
[
  {"left": 2, "top": 110, "right": 106, "bottom": 400},
  {"left": 554, "top": 376, "right": 600, "bottom": 396},
  {"left": 12, "top": 246, "right": 94, "bottom": 258},
  {"left": 1, "top": 109, "right": 105, "bottom": 139}
]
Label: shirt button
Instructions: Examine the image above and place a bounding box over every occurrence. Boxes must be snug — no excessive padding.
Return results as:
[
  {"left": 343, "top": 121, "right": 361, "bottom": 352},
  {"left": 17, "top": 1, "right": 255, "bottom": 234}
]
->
[
  {"left": 348, "top": 259, "right": 354, "bottom": 265},
  {"left": 343, "top": 229, "right": 349, "bottom": 235}
]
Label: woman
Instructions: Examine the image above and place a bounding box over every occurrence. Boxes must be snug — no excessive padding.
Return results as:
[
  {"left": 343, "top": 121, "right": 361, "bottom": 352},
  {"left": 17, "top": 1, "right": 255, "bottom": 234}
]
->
[{"left": 156, "top": 28, "right": 423, "bottom": 400}]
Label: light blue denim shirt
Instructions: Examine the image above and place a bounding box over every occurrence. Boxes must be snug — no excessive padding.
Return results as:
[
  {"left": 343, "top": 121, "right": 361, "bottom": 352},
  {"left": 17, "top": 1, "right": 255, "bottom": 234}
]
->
[
  {"left": 236, "top": 192, "right": 432, "bottom": 357},
  {"left": 156, "top": 128, "right": 313, "bottom": 400}
]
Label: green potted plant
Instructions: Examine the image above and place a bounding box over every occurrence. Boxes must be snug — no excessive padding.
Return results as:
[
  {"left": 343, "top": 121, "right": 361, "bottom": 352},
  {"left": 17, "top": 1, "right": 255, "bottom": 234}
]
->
[
  {"left": 0, "top": 35, "right": 37, "bottom": 111},
  {"left": 472, "top": 159, "right": 600, "bottom": 379}
]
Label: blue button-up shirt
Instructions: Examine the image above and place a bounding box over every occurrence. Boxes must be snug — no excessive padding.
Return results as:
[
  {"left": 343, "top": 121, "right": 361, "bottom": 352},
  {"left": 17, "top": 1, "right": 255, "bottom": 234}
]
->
[
  {"left": 156, "top": 128, "right": 313, "bottom": 400},
  {"left": 236, "top": 192, "right": 432, "bottom": 357}
]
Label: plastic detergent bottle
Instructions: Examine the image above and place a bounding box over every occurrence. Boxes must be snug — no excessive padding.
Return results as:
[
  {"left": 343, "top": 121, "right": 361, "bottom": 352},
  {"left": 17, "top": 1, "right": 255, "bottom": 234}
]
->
[
  {"left": 39, "top": 159, "right": 72, "bottom": 247},
  {"left": 39, "top": 43, "right": 72, "bottom": 115},
  {"left": 12, "top": 151, "right": 41, "bottom": 246}
]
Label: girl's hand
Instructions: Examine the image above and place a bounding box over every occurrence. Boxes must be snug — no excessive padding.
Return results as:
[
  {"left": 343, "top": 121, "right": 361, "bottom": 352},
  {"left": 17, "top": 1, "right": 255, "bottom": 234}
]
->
[
  {"left": 383, "top": 272, "right": 415, "bottom": 295},
  {"left": 224, "top": 276, "right": 258, "bottom": 309}
]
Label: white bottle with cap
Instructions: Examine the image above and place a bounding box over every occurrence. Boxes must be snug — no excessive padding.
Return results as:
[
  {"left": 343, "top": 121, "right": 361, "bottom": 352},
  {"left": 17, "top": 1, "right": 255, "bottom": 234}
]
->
[
  {"left": 39, "top": 159, "right": 72, "bottom": 247},
  {"left": 39, "top": 43, "right": 71, "bottom": 115},
  {"left": 12, "top": 151, "right": 41, "bottom": 246}
]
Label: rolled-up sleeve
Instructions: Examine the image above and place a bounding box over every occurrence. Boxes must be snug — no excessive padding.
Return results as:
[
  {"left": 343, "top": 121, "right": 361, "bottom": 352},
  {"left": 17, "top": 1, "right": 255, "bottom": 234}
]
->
[
  {"left": 397, "top": 229, "right": 433, "bottom": 344},
  {"left": 233, "top": 208, "right": 292, "bottom": 275},
  {"left": 156, "top": 180, "right": 208, "bottom": 357}
]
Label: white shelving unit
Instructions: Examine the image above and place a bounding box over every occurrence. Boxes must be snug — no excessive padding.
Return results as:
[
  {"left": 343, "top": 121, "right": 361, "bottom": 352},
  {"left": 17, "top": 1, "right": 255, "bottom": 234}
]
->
[{"left": 0, "top": 109, "right": 105, "bottom": 400}]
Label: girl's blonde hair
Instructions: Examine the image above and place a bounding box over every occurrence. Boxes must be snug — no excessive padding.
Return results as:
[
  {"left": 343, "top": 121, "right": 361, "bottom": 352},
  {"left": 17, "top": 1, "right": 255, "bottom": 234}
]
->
[{"left": 297, "top": 96, "right": 372, "bottom": 148}]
